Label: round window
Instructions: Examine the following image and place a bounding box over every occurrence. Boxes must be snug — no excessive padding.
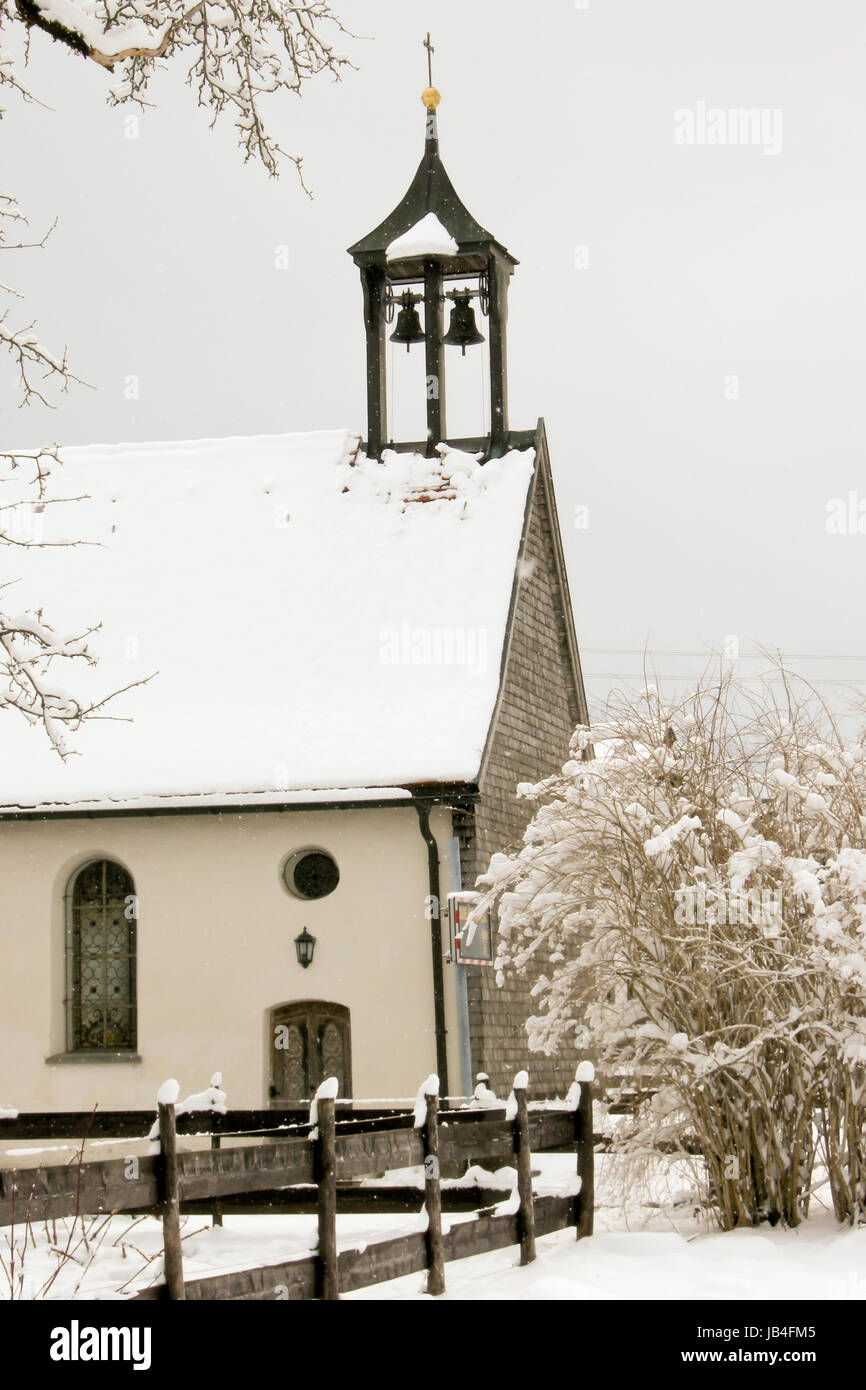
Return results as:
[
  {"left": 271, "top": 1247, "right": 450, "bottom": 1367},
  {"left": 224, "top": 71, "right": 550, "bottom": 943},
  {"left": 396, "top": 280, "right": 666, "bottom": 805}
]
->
[{"left": 283, "top": 849, "right": 340, "bottom": 900}]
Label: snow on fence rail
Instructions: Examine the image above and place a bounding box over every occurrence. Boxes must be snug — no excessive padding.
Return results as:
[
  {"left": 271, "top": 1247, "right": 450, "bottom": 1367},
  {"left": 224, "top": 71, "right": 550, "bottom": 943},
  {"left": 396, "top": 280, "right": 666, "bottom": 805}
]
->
[
  {"left": 0, "top": 1081, "right": 631, "bottom": 1144},
  {"left": 0, "top": 1067, "right": 595, "bottom": 1300}
]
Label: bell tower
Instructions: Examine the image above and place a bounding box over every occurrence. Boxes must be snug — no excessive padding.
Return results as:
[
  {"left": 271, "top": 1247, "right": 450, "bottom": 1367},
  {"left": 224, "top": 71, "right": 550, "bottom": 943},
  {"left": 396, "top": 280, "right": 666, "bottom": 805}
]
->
[{"left": 347, "top": 43, "right": 518, "bottom": 460}]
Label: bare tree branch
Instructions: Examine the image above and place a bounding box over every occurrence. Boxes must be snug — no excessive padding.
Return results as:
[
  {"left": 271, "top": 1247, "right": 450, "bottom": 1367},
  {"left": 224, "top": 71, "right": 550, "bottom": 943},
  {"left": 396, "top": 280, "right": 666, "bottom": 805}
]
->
[
  {"left": 0, "top": 452, "right": 154, "bottom": 757},
  {"left": 6, "top": 0, "right": 356, "bottom": 180}
]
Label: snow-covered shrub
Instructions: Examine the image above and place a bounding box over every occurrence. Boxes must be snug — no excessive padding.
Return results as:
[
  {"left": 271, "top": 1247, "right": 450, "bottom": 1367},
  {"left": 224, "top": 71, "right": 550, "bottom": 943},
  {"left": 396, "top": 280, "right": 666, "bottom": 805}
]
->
[{"left": 474, "top": 669, "right": 866, "bottom": 1228}]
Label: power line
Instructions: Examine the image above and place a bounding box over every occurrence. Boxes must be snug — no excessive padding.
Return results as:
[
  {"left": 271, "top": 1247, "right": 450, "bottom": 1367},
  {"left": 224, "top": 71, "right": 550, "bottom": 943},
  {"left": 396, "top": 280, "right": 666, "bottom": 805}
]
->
[
  {"left": 583, "top": 648, "right": 866, "bottom": 662},
  {"left": 583, "top": 671, "right": 866, "bottom": 686}
]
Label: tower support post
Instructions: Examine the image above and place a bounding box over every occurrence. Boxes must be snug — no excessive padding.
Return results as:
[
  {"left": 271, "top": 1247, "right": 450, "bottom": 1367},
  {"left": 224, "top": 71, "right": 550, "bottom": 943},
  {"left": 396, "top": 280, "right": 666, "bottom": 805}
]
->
[
  {"left": 487, "top": 252, "right": 511, "bottom": 457},
  {"left": 362, "top": 264, "right": 388, "bottom": 459},
  {"left": 424, "top": 258, "right": 446, "bottom": 452}
]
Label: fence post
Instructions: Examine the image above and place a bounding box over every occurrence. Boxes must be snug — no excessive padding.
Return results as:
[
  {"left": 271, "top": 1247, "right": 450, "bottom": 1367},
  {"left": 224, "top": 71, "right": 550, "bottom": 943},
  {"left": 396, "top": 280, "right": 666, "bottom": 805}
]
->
[
  {"left": 512, "top": 1072, "right": 536, "bottom": 1266},
  {"left": 157, "top": 1095, "right": 185, "bottom": 1300},
  {"left": 210, "top": 1116, "right": 223, "bottom": 1228},
  {"left": 422, "top": 1089, "right": 446, "bottom": 1295},
  {"left": 575, "top": 1062, "right": 595, "bottom": 1239},
  {"left": 315, "top": 1094, "right": 339, "bottom": 1300}
]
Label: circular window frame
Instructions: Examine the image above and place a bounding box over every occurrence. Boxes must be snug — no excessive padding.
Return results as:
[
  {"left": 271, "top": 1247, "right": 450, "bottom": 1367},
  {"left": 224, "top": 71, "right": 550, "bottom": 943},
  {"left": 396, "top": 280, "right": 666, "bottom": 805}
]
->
[{"left": 281, "top": 847, "right": 340, "bottom": 901}]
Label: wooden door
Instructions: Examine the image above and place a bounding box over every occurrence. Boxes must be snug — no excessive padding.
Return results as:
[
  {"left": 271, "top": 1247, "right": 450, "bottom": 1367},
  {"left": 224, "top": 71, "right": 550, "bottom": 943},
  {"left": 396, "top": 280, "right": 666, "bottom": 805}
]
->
[{"left": 269, "top": 1001, "right": 352, "bottom": 1105}]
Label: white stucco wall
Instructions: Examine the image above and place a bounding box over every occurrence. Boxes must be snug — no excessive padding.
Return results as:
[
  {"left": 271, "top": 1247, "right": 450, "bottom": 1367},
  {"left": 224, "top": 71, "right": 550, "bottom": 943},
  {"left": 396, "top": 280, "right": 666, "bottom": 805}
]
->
[{"left": 0, "top": 804, "right": 462, "bottom": 1112}]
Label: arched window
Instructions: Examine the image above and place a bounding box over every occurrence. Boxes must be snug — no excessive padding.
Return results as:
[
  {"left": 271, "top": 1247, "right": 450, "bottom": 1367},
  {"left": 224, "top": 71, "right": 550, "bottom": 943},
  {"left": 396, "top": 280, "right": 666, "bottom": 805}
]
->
[{"left": 66, "top": 860, "right": 137, "bottom": 1052}]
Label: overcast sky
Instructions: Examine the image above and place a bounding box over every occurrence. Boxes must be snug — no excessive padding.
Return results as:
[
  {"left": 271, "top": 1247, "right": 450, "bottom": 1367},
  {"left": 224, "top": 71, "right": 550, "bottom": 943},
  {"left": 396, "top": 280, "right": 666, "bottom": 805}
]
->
[{"left": 4, "top": 0, "right": 866, "bottom": 720}]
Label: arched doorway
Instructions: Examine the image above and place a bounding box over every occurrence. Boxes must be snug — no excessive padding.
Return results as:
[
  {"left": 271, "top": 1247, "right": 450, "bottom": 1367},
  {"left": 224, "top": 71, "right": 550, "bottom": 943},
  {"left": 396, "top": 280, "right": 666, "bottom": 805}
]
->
[{"left": 269, "top": 1001, "right": 352, "bottom": 1105}]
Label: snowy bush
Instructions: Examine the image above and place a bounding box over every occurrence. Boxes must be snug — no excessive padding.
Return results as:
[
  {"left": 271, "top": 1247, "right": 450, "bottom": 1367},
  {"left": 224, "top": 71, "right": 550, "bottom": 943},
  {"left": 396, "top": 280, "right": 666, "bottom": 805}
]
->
[{"left": 474, "top": 669, "right": 866, "bottom": 1228}]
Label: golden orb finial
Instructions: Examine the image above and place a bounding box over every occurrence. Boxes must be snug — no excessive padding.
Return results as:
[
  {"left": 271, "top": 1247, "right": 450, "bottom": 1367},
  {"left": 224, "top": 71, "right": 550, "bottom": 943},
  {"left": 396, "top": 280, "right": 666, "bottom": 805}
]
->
[{"left": 421, "top": 33, "right": 439, "bottom": 109}]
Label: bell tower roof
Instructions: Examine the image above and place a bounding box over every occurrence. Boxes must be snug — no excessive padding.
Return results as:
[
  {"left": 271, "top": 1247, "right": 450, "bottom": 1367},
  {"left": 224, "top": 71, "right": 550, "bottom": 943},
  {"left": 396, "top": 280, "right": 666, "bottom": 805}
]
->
[{"left": 347, "top": 93, "right": 517, "bottom": 276}]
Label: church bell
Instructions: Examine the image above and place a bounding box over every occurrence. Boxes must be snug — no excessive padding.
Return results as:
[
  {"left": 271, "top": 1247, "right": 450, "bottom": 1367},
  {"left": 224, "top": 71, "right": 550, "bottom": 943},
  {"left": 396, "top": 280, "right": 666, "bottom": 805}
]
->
[
  {"left": 443, "top": 291, "right": 485, "bottom": 355},
  {"left": 389, "top": 290, "right": 425, "bottom": 351}
]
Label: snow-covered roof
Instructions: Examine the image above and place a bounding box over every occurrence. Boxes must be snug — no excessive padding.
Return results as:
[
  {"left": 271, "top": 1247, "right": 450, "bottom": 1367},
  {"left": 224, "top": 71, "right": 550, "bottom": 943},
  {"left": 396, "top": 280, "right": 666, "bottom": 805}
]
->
[
  {"left": 386, "top": 214, "right": 459, "bottom": 261},
  {"left": 0, "top": 430, "right": 536, "bottom": 813}
]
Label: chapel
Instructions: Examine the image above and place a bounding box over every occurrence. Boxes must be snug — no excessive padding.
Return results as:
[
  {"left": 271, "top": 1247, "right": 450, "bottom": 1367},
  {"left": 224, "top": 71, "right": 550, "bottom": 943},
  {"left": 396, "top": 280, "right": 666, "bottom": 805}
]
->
[{"left": 0, "top": 83, "right": 589, "bottom": 1109}]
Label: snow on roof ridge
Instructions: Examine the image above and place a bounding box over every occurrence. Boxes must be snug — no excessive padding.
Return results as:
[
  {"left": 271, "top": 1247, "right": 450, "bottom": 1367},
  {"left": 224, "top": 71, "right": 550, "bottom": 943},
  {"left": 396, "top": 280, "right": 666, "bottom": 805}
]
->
[{"left": 53, "top": 426, "right": 360, "bottom": 464}]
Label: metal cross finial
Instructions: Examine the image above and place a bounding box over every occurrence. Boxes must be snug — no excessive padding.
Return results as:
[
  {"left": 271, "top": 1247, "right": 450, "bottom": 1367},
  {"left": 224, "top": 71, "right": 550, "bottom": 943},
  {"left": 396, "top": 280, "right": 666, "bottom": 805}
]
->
[{"left": 423, "top": 32, "right": 434, "bottom": 87}]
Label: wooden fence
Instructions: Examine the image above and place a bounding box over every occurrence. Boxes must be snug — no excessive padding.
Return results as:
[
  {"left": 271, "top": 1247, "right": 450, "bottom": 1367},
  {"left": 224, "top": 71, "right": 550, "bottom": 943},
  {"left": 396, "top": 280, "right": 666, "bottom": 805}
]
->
[{"left": 0, "top": 1072, "right": 595, "bottom": 1300}]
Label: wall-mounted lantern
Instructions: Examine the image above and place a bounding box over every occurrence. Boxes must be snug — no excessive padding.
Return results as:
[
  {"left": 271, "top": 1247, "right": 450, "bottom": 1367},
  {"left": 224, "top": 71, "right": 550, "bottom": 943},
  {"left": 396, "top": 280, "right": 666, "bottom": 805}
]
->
[{"left": 294, "top": 927, "right": 316, "bottom": 969}]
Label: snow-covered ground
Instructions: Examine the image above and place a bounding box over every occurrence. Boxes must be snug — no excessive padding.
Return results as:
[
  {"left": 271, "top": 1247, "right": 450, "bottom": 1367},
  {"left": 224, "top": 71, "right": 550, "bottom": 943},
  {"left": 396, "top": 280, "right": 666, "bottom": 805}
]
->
[
  {"left": 349, "top": 1218, "right": 866, "bottom": 1302},
  {"left": 4, "top": 1151, "right": 866, "bottom": 1301}
]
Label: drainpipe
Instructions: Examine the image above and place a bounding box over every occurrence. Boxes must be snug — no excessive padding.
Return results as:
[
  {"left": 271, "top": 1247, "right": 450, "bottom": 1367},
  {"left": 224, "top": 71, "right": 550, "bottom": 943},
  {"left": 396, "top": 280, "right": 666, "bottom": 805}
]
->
[{"left": 412, "top": 795, "right": 449, "bottom": 1099}]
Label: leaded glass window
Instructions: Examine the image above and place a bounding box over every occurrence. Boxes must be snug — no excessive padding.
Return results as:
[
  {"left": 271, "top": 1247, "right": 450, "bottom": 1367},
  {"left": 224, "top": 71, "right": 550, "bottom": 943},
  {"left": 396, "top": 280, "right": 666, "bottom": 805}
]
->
[{"left": 67, "top": 860, "right": 137, "bottom": 1051}]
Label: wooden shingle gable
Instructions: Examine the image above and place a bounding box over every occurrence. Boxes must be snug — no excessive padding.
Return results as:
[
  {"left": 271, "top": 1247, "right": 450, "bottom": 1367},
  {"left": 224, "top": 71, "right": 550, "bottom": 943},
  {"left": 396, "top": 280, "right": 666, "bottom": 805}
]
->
[
  {"left": 475, "top": 417, "right": 589, "bottom": 789},
  {"left": 453, "top": 418, "right": 589, "bottom": 1097}
]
